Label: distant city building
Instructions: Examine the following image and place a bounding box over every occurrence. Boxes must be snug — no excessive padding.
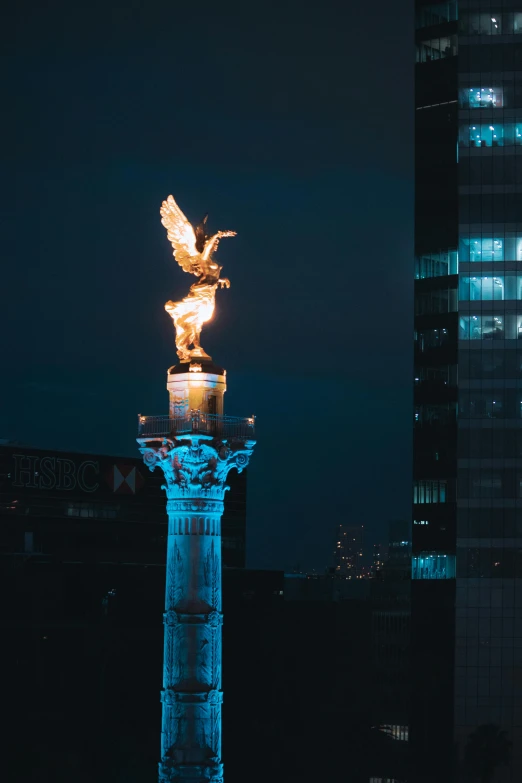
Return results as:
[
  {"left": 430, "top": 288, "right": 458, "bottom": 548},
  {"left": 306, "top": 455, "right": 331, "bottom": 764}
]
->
[
  {"left": 333, "top": 524, "right": 364, "bottom": 578},
  {"left": 284, "top": 571, "right": 371, "bottom": 601},
  {"left": 372, "top": 542, "right": 385, "bottom": 576}
]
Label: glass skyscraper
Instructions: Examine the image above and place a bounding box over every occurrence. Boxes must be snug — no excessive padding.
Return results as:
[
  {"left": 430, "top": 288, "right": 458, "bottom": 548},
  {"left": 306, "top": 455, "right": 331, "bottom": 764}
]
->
[{"left": 414, "top": 2, "right": 522, "bottom": 781}]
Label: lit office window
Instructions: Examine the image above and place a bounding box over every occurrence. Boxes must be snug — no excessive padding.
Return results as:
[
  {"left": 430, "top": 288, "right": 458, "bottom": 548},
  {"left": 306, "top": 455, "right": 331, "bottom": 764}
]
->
[
  {"left": 459, "top": 315, "right": 504, "bottom": 340},
  {"left": 460, "top": 11, "right": 522, "bottom": 35},
  {"left": 471, "top": 238, "right": 504, "bottom": 261},
  {"left": 470, "top": 122, "right": 503, "bottom": 147},
  {"left": 459, "top": 233, "right": 522, "bottom": 262},
  {"left": 461, "top": 274, "right": 522, "bottom": 300},
  {"left": 415, "top": 248, "right": 458, "bottom": 279},
  {"left": 412, "top": 552, "right": 456, "bottom": 579},
  {"left": 459, "top": 122, "right": 522, "bottom": 147},
  {"left": 459, "top": 276, "right": 505, "bottom": 301},
  {"left": 416, "top": 34, "right": 458, "bottom": 62},
  {"left": 459, "top": 237, "right": 504, "bottom": 262},
  {"left": 413, "top": 480, "right": 447, "bottom": 504},
  {"left": 460, "top": 87, "right": 504, "bottom": 109},
  {"left": 461, "top": 314, "right": 522, "bottom": 341}
]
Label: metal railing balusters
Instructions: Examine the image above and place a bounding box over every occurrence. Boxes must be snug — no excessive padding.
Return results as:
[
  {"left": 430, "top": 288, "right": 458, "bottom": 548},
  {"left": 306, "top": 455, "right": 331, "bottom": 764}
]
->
[{"left": 137, "top": 412, "right": 255, "bottom": 439}]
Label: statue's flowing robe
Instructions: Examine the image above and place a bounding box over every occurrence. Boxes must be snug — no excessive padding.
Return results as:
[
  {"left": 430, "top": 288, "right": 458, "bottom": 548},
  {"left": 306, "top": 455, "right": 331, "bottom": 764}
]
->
[{"left": 165, "top": 282, "right": 218, "bottom": 330}]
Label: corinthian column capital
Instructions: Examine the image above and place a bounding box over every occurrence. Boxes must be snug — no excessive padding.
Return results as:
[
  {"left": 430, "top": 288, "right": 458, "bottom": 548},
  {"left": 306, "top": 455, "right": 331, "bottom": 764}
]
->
[{"left": 137, "top": 435, "right": 255, "bottom": 502}]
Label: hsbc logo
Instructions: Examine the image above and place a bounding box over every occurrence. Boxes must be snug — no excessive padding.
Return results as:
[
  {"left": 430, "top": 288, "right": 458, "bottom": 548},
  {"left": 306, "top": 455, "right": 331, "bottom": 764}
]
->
[
  {"left": 10, "top": 454, "right": 144, "bottom": 495},
  {"left": 105, "top": 464, "right": 144, "bottom": 495}
]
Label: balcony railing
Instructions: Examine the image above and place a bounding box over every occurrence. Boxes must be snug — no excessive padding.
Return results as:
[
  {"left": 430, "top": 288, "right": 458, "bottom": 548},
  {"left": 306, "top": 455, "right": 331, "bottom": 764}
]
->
[{"left": 137, "top": 412, "right": 255, "bottom": 440}]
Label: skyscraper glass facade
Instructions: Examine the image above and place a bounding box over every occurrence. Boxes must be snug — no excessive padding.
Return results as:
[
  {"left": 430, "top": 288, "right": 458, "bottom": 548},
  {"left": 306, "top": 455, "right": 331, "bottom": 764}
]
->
[{"left": 414, "top": 2, "right": 522, "bottom": 781}]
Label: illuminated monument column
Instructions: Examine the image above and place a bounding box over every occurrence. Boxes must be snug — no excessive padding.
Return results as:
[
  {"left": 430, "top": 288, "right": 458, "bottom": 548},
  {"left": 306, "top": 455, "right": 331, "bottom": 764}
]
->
[
  {"left": 138, "top": 361, "right": 255, "bottom": 783},
  {"left": 137, "top": 195, "right": 255, "bottom": 783}
]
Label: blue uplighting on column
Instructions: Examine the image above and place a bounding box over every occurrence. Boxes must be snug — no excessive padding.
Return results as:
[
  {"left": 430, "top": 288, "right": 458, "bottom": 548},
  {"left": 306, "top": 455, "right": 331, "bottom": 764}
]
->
[{"left": 138, "top": 432, "right": 255, "bottom": 783}]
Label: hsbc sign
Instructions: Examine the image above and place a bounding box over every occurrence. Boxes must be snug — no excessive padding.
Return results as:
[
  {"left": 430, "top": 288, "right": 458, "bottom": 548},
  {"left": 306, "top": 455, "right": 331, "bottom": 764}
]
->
[
  {"left": 105, "top": 464, "right": 144, "bottom": 495},
  {"left": 10, "top": 453, "right": 144, "bottom": 495},
  {"left": 13, "top": 454, "right": 100, "bottom": 492}
]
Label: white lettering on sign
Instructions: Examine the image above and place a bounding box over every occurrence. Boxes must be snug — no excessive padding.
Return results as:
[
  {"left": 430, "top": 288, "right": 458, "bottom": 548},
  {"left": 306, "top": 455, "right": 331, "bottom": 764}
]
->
[
  {"left": 12, "top": 454, "right": 100, "bottom": 493},
  {"left": 39, "top": 456, "right": 56, "bottom": 490},
  {"left": 78, "top": 460, "right": 99, "bottom": 492},
  {"left": 12, "top": 454, "right": 40, "bottom": 489},
  {"left": 57, "top": 459, "right": 76, "bottom": 490}
]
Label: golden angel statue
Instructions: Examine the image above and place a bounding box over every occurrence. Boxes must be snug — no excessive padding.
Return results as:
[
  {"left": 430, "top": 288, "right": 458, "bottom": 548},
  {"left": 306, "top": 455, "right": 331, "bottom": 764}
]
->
[{"left": 160, "top": 195, "right": 236, "bottom": 363}]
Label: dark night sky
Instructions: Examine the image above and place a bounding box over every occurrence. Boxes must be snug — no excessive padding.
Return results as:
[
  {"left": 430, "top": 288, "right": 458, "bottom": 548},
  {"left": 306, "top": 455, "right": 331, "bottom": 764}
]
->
[{"left": 3, "top": 1, "right": 413, "bottom": 572}]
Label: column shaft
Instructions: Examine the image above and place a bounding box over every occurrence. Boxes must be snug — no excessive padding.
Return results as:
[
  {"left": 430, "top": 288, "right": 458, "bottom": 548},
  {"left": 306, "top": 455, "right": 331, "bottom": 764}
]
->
[
  {"left": 138, "top": 430, "right": 255, "bottom": 783},
  {"left": 160, "top": 509, "right": 224, "bottom": 782}
]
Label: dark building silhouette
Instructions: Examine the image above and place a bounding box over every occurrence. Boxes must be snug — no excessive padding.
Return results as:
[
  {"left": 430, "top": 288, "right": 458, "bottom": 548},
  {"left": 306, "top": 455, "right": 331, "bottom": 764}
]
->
[
  {"left": 284, "top": 570, "right": 371, "bottom": 601},
  {"left": 370, "top": 521, "right": 411, "bottom": 783},
  {"left": 414, "top": 3, "right": 522, "bottom": 781}
]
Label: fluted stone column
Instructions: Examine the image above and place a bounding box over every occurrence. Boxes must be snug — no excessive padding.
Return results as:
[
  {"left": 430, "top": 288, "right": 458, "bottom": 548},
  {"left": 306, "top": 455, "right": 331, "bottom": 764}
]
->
[{"left": 138, "top": 363, "right": 255, "bottom": 783}]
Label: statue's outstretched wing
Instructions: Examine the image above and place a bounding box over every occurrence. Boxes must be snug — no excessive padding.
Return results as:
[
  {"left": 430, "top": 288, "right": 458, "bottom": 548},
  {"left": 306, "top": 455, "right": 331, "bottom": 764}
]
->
[{"left": 160, "top": 195, "right": 202, "bottom": 276}]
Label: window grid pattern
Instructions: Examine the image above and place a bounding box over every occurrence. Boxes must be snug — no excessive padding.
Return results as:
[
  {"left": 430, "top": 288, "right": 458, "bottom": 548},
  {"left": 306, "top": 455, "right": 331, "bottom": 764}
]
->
[{"left": 456, "top": 10, "right": 522, "bottom": 766}]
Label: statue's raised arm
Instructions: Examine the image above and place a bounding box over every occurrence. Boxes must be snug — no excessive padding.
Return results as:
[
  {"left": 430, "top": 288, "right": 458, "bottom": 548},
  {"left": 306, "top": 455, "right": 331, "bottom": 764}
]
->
[{"left": 160, "top": 195, "right": 236, "bottom": 363}]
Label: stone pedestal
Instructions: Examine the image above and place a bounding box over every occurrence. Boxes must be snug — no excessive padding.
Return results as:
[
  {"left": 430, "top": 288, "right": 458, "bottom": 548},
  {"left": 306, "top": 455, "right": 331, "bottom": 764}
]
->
[
  {"left": 138, "top": 361, "right": 255, "bottom": 783},
  {"left": 167, "top": 360, "right": 226, "bottom": 419}
]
